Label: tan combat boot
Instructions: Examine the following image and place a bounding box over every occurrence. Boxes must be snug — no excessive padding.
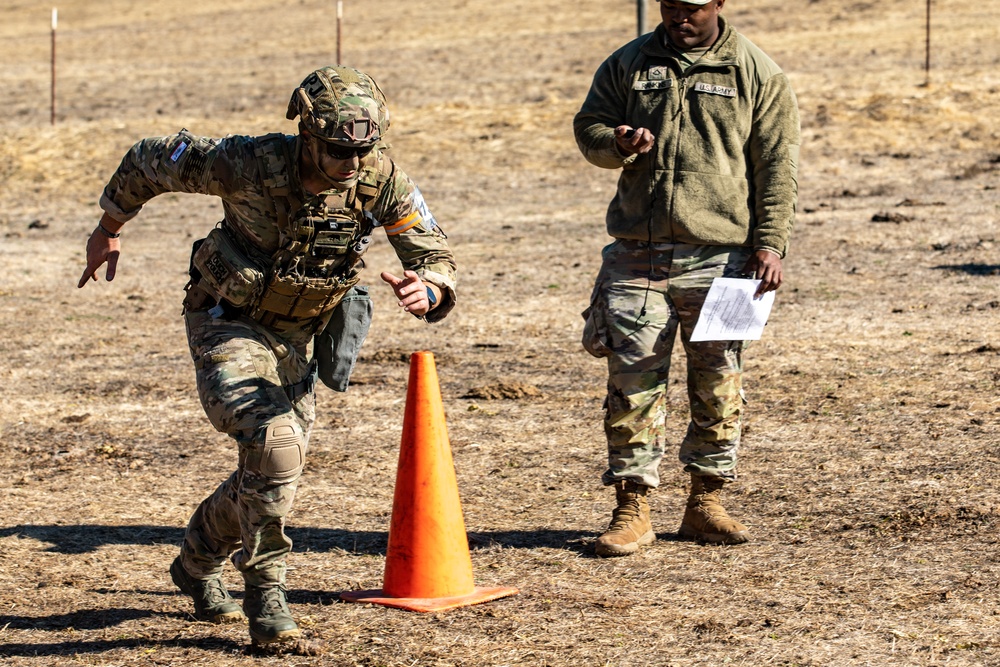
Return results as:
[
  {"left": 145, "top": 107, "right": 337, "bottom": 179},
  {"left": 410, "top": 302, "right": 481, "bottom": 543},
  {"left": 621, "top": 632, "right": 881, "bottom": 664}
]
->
[
  {"left": 595, "top": 480, "right": 655, "bottom": 557},
  {"left": 678, "top": 474, "right": 750, "bottom": 544}
]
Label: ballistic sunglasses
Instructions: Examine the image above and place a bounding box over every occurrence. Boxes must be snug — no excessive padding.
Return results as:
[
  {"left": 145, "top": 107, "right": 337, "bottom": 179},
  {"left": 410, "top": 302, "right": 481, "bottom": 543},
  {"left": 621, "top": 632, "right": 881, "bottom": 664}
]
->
[{"left": 319, "top": 140, "right": 375, "bottom": 161}]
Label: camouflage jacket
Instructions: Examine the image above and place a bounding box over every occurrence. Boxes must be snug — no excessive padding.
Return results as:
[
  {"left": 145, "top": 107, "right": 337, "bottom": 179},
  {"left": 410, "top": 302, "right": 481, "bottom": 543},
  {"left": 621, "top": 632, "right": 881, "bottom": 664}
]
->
[
  {"left": 100, "top": 131, "right": 457, "bottom": 321},
  {"left": 573, "top": 17, "right": 800, "bottom": 257}
]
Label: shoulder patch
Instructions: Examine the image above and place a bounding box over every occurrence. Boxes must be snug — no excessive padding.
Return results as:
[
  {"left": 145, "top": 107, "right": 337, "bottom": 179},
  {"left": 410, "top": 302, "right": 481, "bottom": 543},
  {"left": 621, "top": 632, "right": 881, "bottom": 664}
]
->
[{"left": 383, "top": 186, "right": 439, "bottom": 236}]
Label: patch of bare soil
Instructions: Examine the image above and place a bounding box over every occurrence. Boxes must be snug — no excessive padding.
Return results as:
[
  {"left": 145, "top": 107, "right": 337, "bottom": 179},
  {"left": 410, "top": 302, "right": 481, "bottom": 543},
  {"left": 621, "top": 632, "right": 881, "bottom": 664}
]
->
[{"left": 1, "top": 1, "right": 998, "bottom": 665}]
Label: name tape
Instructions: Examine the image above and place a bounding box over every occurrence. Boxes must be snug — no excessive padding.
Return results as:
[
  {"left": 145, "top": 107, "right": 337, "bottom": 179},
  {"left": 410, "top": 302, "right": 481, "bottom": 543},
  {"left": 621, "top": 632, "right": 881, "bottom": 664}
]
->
[
  {"left": 693, "top": 82, "right": 737, "bottom": 98},
  {"left": 633, "top": 79, "right": 674, "bottom": 91}
]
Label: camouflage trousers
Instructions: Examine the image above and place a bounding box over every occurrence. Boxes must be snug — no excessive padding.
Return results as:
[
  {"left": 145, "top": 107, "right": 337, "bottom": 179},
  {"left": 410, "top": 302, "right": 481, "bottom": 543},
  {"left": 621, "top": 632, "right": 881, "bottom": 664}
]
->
[
  {"left": 582, "top": 240, "right": 752, "bottom": 488},
  {"left": 179, "top": 308, "right": 319, "bottom": 587}
]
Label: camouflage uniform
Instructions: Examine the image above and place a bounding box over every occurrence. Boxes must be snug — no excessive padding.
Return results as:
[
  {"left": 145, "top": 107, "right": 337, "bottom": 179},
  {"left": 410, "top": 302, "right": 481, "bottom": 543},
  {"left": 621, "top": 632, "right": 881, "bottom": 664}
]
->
[
  {"left": 574, "top": 17, "right": 799, "bottom": 490},
  {"left": 583, "top": 240, "right": 749, "bottom": 486},
  {"left": 99, "top": 129, "right": 456, "bottom": 587}
]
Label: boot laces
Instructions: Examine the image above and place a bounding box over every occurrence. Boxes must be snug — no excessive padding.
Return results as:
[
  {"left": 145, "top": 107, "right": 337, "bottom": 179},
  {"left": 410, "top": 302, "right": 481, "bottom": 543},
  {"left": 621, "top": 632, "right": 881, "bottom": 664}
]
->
[
  {"left": 692, "top": 490, "right": 731, "bottom": 519},
  {"left": 609, "top": 497, "right": 643, "bottom": 530},
  {"left": 200, "top": 577, "right": 231, "bottom": 606},
  {"left": 257, "top": 586, "right": 289, "bottom": 615}
]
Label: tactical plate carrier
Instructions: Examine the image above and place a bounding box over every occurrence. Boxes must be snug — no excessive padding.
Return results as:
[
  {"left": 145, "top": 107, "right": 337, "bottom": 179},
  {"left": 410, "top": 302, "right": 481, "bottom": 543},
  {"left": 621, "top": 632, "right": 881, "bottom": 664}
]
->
[{"left": 190, "top": 133, "right": 384, "bottom": 326}]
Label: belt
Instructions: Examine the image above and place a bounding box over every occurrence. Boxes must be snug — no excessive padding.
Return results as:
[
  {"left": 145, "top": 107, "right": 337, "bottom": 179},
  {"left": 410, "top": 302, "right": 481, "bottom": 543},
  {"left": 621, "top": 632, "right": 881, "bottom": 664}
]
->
[{"left": 285, "top": 360, "right": 318, "bottom": 401}]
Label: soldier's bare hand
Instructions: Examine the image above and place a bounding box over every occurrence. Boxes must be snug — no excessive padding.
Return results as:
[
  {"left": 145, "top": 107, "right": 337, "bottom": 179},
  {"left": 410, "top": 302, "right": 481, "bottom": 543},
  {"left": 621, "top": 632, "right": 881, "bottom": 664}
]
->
[
  {"left": 380, "top": 269, "right": 435, "bottom": 317},
  {"left": 743, "top": 250, "right": 783, "bottom": 298},
  {"left": 77, "top": 226, "right": 121, "bottom": 288},
  {"left": 615, "top": 125, "right": 655, "bottom": 156}
]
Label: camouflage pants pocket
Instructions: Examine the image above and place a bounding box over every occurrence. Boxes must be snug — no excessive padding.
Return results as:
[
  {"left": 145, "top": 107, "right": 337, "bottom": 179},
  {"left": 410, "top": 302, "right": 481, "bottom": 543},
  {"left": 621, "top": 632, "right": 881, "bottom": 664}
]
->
[{"left": 581, "top": 287, "right": 612, "bottom": 359}]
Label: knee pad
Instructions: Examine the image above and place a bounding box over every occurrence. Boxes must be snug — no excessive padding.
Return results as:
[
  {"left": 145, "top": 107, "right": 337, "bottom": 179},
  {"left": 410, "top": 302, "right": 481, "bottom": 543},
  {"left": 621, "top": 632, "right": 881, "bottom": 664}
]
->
[{"left": 246, "top": 415, "right": 305, "bottom": 484}]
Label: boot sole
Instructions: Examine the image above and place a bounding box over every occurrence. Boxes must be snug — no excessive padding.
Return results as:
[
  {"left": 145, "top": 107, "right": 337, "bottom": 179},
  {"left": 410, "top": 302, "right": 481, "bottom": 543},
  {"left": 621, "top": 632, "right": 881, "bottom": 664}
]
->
[
  {"left": 678, "top": 525, "right": 750, "bottom": 545},
  {"left": 594, "top": 529, "right": 656, "bottom": 557},
  {"left": 213, "top": 610, "right": 249, "bottom": 624},
  {"left": 250, "top": 627, "right": 302, "bottom": 646}
]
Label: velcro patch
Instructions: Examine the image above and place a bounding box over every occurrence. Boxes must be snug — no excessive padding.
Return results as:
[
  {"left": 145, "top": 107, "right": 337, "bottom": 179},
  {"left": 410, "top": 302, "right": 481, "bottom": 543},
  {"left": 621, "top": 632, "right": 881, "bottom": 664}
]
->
[
  {"left": 170, "top": 141, "right": 189, "bottom": 162},
  {"left": 205, "top": 252, "right": 229, "bottom": 283},
  {"left": 633, "top": 79, "right": 674, "bottom": 91},
  {"left": 648, "top": 66, "right": 669, "bottom": 80},
  {"left": 693, "top": 82, "right": 737, "bottom": 97}
]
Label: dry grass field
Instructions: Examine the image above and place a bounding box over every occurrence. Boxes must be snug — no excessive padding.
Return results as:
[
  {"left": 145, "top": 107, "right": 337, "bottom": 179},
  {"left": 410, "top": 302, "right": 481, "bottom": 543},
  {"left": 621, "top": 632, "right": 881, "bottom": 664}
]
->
[{"left": 1, "top": 0, "right": 998, "bottom": 665}]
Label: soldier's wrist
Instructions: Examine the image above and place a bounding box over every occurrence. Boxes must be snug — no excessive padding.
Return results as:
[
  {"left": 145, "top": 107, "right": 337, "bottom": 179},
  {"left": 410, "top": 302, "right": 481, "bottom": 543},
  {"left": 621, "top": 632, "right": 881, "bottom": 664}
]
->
[{"left": 97, "top": 222, "right": 121, "bottom": 238}]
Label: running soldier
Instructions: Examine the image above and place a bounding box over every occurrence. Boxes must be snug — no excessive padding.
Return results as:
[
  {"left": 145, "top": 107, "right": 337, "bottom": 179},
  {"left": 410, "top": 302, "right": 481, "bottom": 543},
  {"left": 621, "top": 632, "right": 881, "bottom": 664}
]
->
[{"left": 78, "top": 66, "right": 457, "bottom": 644}]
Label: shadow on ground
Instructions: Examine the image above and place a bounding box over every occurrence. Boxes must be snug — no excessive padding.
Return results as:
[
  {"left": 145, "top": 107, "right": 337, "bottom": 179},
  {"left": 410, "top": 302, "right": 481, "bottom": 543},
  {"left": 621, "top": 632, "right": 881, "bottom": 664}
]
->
[
  {"left": 0, "top": 607, "right": 182, "bottom": 632},
  {"left": 0, "top": 524, "right": 595, "bottom": 555},
  {"left": 0, "top": 636, "right": 244, "bottom": 658},
  {"left": 932, "top": 262, "right": 1000, "bottom": 276}
]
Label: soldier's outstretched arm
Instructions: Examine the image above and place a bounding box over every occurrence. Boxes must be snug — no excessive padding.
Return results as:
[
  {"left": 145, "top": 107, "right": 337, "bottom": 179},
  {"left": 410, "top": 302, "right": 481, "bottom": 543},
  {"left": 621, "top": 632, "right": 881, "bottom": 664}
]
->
[{"left": 77, "top": 212, "right": 124, "bottom": 288}]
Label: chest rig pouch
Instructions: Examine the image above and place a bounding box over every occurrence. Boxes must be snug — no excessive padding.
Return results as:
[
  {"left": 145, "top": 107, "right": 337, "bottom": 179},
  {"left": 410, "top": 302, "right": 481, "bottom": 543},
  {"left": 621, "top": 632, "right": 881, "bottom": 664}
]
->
[
  {"left": 190, "top": 226, "right": 266, "bottom": 308},
  {"left": 246, "top": 134, "right": 382, "bottom": 323}
]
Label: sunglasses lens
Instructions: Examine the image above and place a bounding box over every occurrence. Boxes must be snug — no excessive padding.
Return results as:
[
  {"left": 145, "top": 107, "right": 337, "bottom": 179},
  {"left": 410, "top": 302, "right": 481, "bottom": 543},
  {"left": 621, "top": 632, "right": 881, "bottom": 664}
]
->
[{"left": 323, "top": 141, "right": 374, "bottom": 160}]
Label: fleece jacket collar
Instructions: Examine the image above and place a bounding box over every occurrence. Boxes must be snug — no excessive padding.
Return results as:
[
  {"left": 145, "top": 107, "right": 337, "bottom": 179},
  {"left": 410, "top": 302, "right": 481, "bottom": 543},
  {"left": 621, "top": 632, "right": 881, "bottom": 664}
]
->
[{"left": 640, "top": 16, "right": 738, "bottom": 68}]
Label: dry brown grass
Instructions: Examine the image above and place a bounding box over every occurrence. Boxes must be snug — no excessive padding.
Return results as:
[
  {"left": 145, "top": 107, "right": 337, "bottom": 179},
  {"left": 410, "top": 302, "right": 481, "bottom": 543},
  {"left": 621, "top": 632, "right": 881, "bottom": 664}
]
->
[{"left": 1, "top": 0, "right": 999, "bottom": 665}]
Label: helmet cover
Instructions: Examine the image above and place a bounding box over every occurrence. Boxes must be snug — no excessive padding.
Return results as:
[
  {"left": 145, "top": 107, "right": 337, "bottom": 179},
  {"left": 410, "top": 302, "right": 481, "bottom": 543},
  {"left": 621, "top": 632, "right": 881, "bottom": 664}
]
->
[{"left": 286, "top": 66, "right": 390, "bottom": 146}]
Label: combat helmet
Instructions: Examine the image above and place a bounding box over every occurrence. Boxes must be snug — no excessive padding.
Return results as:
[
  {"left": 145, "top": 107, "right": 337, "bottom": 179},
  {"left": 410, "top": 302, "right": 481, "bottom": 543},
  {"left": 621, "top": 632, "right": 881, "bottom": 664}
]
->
[{"left": 286, "top": 66, "right": 389, "bottom": 147}]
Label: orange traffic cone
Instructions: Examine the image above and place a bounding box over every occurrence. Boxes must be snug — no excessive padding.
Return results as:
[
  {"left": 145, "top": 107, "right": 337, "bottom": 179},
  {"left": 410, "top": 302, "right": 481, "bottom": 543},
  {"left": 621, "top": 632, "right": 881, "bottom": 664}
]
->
[{"left": 341, "top": 350, "right": 519, "bottom": 612}]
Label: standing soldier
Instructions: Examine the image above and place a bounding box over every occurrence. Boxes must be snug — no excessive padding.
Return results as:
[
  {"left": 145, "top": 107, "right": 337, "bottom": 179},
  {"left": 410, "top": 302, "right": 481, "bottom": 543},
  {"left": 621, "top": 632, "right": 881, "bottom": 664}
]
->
[
  {"left": 78, "top": 67, "right": 457, "bottom": 645},
  {"left": 574, "top": 0, "right": 799, "bottom": 556}
]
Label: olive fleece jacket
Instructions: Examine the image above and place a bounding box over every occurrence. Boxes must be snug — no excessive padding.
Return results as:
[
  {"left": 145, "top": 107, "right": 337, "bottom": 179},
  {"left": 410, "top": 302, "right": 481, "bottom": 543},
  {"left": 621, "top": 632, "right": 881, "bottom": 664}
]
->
[{"left": 574, "top": 17, "right": 800, "bottom": 256}]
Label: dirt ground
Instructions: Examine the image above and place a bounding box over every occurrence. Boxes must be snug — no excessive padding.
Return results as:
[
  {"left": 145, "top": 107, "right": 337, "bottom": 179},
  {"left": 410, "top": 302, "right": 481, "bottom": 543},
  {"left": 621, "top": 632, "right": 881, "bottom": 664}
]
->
[{"left": 1, "top": 0, "right": 998, "bottom": 665}]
